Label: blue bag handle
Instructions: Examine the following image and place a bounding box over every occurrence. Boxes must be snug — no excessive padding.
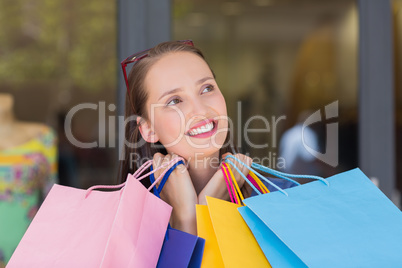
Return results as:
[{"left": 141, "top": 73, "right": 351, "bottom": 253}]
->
[
  {"left": 149, "top": 160, "right": 185, "bottom": 240},
  {"left": 224, "top": 158, "right": 289, "bottom": 196},
  {"left": 224, "top": 155, "right": 328, "bottom": 197},
  {"left": 251, "top": 162, "right": 326, "bottom": 185},
  {"left": 149, "top": 160, "right": 185, "bottom": 198}
]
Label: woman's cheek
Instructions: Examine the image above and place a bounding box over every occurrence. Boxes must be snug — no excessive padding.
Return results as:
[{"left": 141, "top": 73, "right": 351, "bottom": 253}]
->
[
  {"left": 154, "top": 111, "right": 185, "bottom": 145},
  {"left": 210, "top": 91, "right": 227, "bottom": 116},
  {"left": 216, "top": 119, "right": 229, "bottom": 146},
  {"left": 215, "top": 95, "right": 229, "bottom": 146}
]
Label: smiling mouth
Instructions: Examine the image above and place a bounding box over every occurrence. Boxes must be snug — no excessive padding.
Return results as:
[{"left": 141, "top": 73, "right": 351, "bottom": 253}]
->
[{"left": 186, "top": 120, "right": 217, "bottom": 137}]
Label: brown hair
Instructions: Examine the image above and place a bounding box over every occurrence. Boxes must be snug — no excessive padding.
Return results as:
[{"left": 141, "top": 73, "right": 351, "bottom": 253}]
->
[{"left": 117, "top": 41, "right": 236, "bottom": 185}]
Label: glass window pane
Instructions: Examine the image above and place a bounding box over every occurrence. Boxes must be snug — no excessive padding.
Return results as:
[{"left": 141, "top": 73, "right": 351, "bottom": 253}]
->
[
  {"left": 0, "top": 1, "right": 118, "bottom": 188},
  {"left": 173, "top": 0, "right": 358, "bottom": 177}
]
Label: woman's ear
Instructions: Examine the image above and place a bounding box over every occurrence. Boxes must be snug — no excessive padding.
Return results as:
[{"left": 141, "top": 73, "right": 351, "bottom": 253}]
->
[{"left": 137, "top": 117, "right": 159, "bottom": 143}]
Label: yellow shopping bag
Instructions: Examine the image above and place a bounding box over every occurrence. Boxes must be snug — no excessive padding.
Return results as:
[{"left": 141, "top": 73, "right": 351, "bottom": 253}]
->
[
  {"left": 206, "top": 196, "right": 270, "bottom": 267},
  {"left": 196, "top": 163, "right": 271, "bottom": 268},
  {"left": 196, "top": 205, "right": 225, "bottom": 268}
]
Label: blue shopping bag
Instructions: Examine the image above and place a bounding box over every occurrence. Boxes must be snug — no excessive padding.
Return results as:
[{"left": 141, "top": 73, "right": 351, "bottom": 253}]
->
[
  {"left": 150, "top": 162, "right": 205, "bottom": 268},
  {"left": 235, "top": 164, "right": 402, "bottom": 267},
  {"left": 157, "top": 226, "right": 205, "bottom": 268},
  {"left": 238, "top": 206, "right": 306, "bottom": 268}
]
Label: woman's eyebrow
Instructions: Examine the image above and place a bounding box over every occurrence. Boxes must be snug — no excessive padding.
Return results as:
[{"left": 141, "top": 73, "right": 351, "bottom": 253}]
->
[
  {"left": 196, "top": 76, "right": 214, "bottom": 85},
  {"left": 157, "top": 77, "right": 215, "bottom": 101},
  {"left": 158, "top": 88, "right": 182, "bottom": 101}
]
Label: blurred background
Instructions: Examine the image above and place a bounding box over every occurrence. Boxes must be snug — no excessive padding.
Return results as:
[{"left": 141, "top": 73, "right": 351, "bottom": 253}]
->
[{"left": 0, "top": 0, "right": 401, "bottom": 264}]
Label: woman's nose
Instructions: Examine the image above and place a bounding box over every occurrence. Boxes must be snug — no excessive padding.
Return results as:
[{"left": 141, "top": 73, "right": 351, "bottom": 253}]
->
[{"left": 186, "top": 97, "right": 209, "bottom": 119}]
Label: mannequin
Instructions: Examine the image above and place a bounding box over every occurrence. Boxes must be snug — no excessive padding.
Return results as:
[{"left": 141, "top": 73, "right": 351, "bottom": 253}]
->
[
  {"left": 0, "top": 93, "right": 57, "bottom": 265},
  {"left": 0, "top": 93, "right": 44, "bottom": 150}
]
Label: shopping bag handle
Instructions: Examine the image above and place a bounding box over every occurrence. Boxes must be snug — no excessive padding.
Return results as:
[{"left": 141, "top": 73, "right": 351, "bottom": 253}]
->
[
  {"left": 151, "top": 159, "right": 262, "bottom": 204},
  {"left": 85, "top": 157, "right": 184, "bottom": 197},
  {"left": 152, "top": 160, "right": 260, "bottom": 204},
  {"left": 248, "top": 171, "right": 270, "bottom": 194},
  {"left": 149, "top": 160, "right": 185, "bottom": 198},
  {"left": 221, "top": 162, "right": 270, "bottom": 205},
  {"left": 133, "top": 159, "right": 153, "bottom": 177},
  {"left": 140, "top": 157, "right": 185, "bottom": 191},
  {"left": 224, "top": 155, "right": 329, "bottom": 196},
  {"left": 251, "top": 162, "right": 327, "bottom": 186},
  {"left": 226, "top": 155, "right": 328, "bottom": 186},
  {"left": 222, "top": 156, "right": 271, "bottom": 195},
  {"left": 221, "top": 163, "right": 241, "bottom": 204},
  {"left": 223, "top": 156, "right": 302, "bottom": 187},
  {"left": 225, "top": 158, "right": 289, "bottom": 196}
]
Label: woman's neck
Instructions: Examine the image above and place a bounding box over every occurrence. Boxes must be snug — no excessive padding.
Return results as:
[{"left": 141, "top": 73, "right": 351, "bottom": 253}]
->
[{"left": 187, "top": 151, "right": 221, "bottom": 195}]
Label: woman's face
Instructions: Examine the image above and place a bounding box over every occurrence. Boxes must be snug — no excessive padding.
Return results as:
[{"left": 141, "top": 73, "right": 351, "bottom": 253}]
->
[{"left": 143, "top": 51, "right": 228, "bottom": 161}]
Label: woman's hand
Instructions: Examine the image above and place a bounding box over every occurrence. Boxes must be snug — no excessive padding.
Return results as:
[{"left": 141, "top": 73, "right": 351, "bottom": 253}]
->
[
  {"left": 198, "top": 153, "right": 253, "bottom": 205},
  {"left": 152, "top": 153, "right": 198, "bottom": 235}
]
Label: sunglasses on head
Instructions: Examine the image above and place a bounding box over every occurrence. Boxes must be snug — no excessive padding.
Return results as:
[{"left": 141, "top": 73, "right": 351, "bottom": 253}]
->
[{"left": 121, "top": 40, "right": 194, "bottom": 96}]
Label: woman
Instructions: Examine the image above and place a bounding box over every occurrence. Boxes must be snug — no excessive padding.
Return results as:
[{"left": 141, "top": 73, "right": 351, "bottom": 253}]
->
[{"left": 119, "top": 40, "right": 258, "bottom": 235}]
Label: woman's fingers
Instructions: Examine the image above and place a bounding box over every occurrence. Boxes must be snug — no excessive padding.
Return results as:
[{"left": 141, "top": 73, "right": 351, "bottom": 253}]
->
[
  {"left": 222, "top": 152, "right": 252, "bottom": 172},
  {"left": 151, "top": 153, "right": 197, "bottom": 235},
  {"left": 238, "top": 153, "right": 252, "bottom": 175},
  {"left": 222, "top": 152, "right": 231, "bottom": 159},
  {"left": 223, "top": 153, "right": 253, "bottom": 188}
]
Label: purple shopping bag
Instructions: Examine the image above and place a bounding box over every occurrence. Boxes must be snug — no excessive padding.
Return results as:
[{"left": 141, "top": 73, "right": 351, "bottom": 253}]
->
[
  {"left": 8, "top": 158, "right": 183, "bottom": 268},
  {"left": 156, "top": 226, "right": 205, "bottom": 268}
]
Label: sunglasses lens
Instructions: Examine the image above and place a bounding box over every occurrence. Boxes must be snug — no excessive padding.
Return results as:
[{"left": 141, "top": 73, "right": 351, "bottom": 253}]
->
[{"left": 122, "top": 40, "right": 194, "bottom": 95}]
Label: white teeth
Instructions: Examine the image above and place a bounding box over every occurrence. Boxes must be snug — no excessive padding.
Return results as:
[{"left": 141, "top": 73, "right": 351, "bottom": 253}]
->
[{"left": 188, "top": 122, "right": 214, "bottom": 136}]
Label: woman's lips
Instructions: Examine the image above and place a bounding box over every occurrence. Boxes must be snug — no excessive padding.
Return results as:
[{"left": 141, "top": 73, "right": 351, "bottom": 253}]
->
[{"left": 186, "top": 119, "right": 218, "bottom": 138}]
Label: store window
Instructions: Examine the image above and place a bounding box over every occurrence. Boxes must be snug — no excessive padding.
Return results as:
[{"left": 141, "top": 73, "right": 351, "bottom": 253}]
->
[
  {"left": 173, "top": 0, "right": 358, "bottom": 177},
  {"left": 0, "top": 0, "right": 118, "bottom": 188}
]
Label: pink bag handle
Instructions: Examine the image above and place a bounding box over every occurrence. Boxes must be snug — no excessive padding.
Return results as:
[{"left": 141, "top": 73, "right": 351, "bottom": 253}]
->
[
  {"left": 221, "top": 164, "right": 235, "bottom": 203},
  {"left": 133, "top": 159, "right": 153, "bottom": 177},
  {"left": 85, "top": 157, "right": 184, "bottom": 197},
  {"left": 138, "top": 157, "right": 184, "bottom": 191},
  {"left": 246, "top": 174, "right": 265, "bottom": 194},
  {"left": 222, "top": 163, "right": 244, "bottom": 205}
]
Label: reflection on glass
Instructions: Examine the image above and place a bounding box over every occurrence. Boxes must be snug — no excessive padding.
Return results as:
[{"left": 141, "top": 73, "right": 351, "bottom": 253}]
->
[
  {"left": 173, "top": 0, "right": 358, "bottom": 178},
  {"left": 0, "top": 1, "right": 117, "bottom": 188}
]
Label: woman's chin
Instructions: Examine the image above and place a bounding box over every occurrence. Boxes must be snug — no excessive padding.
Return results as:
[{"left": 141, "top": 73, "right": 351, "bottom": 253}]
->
[
  {"left": 164, "top": 131, "right": 227, "bottom": 161},
  {"left": 167, "top": 145, "right": 222, "bottom": 162}
]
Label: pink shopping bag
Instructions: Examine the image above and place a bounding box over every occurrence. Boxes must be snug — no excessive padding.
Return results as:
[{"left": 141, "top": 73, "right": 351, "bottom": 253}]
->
[{"left": 7, "top": 158, "right": 183, "bottom": 268}]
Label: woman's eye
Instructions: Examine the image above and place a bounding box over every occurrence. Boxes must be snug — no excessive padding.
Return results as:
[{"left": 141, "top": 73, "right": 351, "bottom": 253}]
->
[
  {"left": 201, "top": 85, "right": 214, "bottom": 94},
  {"left": 166, "top": 98, "right": 182, "bottom": 106}
]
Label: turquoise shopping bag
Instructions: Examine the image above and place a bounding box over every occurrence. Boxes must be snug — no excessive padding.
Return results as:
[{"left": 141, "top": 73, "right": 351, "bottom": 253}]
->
[
  {"left": 238, "top": 206, "right": 306, "bottom": 268},
  {"left": 239, "top": 167, "right": 402, "bottom": 267},
  {"left": 222, "top": 155, "right": 304, "bottom": 267}
]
